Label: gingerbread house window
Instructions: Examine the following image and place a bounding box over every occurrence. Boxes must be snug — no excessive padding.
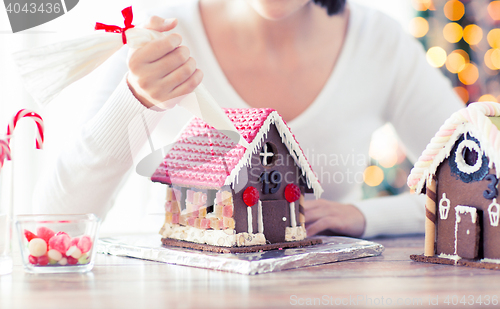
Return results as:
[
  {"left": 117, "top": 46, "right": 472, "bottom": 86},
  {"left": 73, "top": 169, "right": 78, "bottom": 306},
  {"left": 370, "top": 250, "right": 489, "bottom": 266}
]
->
[{"left": 260, "top": 142, "right": 277, "bottom": 167}]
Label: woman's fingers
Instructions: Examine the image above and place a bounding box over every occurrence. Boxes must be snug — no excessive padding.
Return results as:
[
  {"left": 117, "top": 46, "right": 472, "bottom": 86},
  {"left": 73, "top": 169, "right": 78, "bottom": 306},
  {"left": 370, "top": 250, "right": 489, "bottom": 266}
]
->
[
  {"left": 144, "top": 16, "right": 178, "bottom": 32},
  {"left": 126, "top": 16, "right": 203, "bottom": 108},
  {"left": 303, "top": 199, "right": 366, "bottom": 237}
]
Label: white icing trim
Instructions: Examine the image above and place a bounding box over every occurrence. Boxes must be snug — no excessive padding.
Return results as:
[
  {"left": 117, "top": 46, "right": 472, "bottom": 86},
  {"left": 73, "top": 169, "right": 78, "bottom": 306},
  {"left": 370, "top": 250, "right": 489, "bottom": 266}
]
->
[
  {"left": 456, "top": 205, "right": 478, "bottom": 224},
  {"left": 481, "top": 258, "right": 500, "bottom": 264},
  {"left": 290, "top": 202, "right": 297, "bottom": 228},
  {"left": 285, "top": 226, "right": 307, "bottom": 242},
  {"left": 454, "top": 139, "right": 482, "bottom": 174},
  {"left": 223, "top": 111, "right": 323, "bottom": 199},
  {"left": 257, "top": 200, "right": 263, "bottom": 233},
  {"left": 247, "top": 206, "right": 253, "bottom": 234},
  {"left": 438, "top": 253, "right": 462, "bottom": 263},
  {"left": 439, "top": 193, "right": 450, "bottom": 220},
  {"left": 160, "top": 223, "right": 267, "bottom": 247},
  {"left": 488, "top": 199, "right": 500, "bottom": 227}
]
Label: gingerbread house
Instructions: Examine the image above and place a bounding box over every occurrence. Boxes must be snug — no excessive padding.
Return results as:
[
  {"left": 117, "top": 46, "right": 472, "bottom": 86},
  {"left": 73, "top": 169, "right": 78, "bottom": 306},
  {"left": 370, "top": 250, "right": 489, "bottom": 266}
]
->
[
  {"left": 408, "top": 102, "right": 500, "bottom": 269},
  {"left": 151, "top": 108, "right": 323, "bottom": 251}
]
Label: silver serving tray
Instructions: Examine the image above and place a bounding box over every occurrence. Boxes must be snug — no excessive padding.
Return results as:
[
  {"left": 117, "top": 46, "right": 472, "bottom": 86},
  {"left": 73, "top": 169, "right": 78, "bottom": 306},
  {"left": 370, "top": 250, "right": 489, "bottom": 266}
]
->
[{"left": 96, "top": 234, "right": 384, "bottom": 275}]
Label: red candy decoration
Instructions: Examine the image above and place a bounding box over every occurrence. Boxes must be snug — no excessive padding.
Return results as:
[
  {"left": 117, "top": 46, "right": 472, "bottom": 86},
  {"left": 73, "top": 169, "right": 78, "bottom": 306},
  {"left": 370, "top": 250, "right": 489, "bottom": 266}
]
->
[
  {"left": 37, "top": 255, "right": 49, "bottom": 266},
  {"left": 28, "top": 255, "right": 38, "bottom": 265},
  {"left": 24, "top": 229, "right": 38, "bottom": 242},
  {"left": 284, "top": 184, "right": 301, "bottom": 203},
  {"left": 243, "top": 186, "right": 259, "bottom": 206}
]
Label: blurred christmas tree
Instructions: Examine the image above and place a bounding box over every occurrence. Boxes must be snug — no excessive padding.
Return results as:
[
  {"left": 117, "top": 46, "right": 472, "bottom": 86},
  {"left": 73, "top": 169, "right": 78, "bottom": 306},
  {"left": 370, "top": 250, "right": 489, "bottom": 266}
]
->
[{"left": 410, "top": 0, "right": 500, "bottom": 103}]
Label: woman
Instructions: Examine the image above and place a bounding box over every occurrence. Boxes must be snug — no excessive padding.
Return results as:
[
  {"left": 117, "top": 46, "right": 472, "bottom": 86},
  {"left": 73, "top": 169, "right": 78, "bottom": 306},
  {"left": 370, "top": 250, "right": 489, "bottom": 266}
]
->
[{"left": 35, "top": 0, "right": 463, "bottom": 238}]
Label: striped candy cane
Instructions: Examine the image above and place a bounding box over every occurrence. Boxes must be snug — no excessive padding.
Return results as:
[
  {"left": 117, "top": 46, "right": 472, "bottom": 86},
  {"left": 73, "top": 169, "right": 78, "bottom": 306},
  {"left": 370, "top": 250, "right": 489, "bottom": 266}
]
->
[
  {"left": 0, "top": 139, "right": 11, "bottom": 168},
  {"left": 6, "top": 109, "right": 44, "bottom": 149}
]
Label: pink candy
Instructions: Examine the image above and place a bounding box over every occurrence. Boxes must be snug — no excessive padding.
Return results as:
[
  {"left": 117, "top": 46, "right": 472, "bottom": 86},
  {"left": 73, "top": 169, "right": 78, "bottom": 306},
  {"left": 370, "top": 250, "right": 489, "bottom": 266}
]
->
[
  {"left": 77, "top": 236, "right": 92, "bottom": 253},
  {"left": 48, "top": 233, "right": 71, "bottom": 254},
  {"left": 36, "top": 226, "right": 55, "bottom": 243},
  {"left": 23, "top": 227, "right": 94, "bottom": 267}
]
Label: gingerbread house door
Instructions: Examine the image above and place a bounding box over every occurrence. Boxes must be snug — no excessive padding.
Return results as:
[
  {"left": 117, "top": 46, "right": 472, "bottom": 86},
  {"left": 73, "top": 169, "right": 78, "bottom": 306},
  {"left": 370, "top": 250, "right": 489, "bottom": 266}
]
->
[
  {"left": 261, "top": 200, "right": 289, "bottom": 243},
  {"left": 455, "top": 206, "right": 481, "bottom": 259}
]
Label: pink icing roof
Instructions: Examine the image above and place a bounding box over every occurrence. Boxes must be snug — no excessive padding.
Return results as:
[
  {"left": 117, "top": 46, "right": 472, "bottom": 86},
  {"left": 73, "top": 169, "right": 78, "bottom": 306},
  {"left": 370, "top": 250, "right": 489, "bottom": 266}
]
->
[
  {"left": 151, "top": 108, "right": 321, "bottom": 192},
  {"left": 407, "top": 102, "right": 500, "bottom": 193}
]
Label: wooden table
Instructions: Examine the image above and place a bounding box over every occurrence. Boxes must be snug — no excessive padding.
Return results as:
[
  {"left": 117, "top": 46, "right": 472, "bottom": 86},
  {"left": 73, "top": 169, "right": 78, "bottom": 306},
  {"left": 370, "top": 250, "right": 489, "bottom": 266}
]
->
[{"left": 1, "top": 235, "right": 499, "bottom": 309}]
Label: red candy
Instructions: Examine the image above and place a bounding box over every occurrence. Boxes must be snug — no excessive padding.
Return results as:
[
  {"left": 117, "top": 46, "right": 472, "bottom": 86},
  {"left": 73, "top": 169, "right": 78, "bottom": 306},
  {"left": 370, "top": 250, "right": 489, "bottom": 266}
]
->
[
  {"left": 284, "top": 184, "right": 301, "bottom": 203},
  {"left": 67, "top": 256, "right": 78, "bottom": 265},
  {"left": 77, "top": 236, "right": 92, "bottom": 254},
  {"left": 28, "top": 255, "right": 38, "bottom": 265},
  {"left": 37, "top": 255, "right": 49, "bottom": 266},
  {"left": 48, "top": 233, "right": 71, "bottom": 254},
  {"left": 36, "top": 226, "right": 55, "bottom": 243},
  {"left": 55, "top": 231, "right": 69, "bottom": 237},
  {"left": 243, "top": 186, "right": 259, "bottom": 206},
  {"left": 24, "top": 229, "right": 38, "bottom": 242}
]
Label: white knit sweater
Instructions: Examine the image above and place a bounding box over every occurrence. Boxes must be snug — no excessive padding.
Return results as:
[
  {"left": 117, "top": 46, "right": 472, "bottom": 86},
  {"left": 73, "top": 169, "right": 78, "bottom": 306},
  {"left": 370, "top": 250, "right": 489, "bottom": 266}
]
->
[{"left": 33, "top": 0, "right": 464, "bottom": 238}]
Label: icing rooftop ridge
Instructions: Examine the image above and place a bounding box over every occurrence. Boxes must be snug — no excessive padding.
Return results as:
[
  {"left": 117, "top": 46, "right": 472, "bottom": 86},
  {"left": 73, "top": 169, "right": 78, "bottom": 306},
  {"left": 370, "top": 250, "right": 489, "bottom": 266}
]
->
[
  {"left": 152, "top": 108, "right": 323, "bottom": 198},
  {"left": 407, "top": 102, "right": 500, "bottom": 193}
]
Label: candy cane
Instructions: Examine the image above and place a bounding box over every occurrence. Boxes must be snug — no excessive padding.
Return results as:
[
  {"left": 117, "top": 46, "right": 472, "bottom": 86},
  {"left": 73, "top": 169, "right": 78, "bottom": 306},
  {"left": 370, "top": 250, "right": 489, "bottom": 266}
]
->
[
  {"left": 0, "top": 139, "right": 11, "bottom": 168},
  {"left": 6, "top": 109, "right": 44, "bottom": 149}
]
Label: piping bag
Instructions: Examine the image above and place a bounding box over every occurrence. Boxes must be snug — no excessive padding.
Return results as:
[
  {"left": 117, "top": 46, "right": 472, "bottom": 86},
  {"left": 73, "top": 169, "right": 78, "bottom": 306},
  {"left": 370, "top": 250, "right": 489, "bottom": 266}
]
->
[{"left": 12, "top": 6, "right": 249, "bottom": 149}]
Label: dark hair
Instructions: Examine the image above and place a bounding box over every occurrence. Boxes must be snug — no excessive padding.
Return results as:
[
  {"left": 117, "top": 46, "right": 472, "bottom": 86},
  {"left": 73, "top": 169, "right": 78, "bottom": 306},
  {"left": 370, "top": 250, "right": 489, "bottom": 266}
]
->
[{"left": 313, "top": 0, "right": 347, "bottom": 16}]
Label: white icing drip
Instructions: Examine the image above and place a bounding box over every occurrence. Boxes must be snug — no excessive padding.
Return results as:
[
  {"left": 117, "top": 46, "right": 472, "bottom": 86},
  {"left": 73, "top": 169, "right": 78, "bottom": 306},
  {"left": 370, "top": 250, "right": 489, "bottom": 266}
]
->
[
  {"left": 247, "top": 206, "right": 253, "bottom": 234},
  {"left": 438, "top": 253, "right": 462, "bottom": 263},
  {"left": 481, "top": 258, "right": 500, "bottom": 264},
  {"left": 257, "top": 200, "right": 263, "bottom": 233},
  {"left": 455, "top": 205, "right": 478, "bottom": 223},
  {"left": 224, "top": 111, "right": 323, "bottom": 199},
  {"left": 290, "top": 202, "right": 297, "bottom": 228}
]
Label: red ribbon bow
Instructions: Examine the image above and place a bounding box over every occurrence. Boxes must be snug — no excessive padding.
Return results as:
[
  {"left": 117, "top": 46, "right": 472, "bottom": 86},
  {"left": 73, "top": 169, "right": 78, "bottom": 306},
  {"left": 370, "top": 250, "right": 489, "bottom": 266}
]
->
[{"left": 95, "top": 6, "right": 135, "bottom": 44}]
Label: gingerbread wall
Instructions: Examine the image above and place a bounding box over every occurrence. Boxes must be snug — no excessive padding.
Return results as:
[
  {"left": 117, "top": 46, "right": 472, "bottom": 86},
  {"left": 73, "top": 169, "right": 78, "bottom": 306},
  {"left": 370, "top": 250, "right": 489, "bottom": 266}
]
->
[
  {"left": 435, "top": 159, "right": 500, "bottom": 259},
  {"left": 232, "top": 124, "right": 303, "bottom": 242}
]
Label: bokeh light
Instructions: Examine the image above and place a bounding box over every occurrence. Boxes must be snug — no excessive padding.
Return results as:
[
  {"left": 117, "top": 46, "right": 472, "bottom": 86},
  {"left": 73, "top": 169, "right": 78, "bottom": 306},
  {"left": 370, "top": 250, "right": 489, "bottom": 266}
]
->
[
  {"left": 446, "top": 51, "right": 466, "bottom": 73},
  {"left": 454, "top": 86, "right": 469, "bottom": 103},
  {"left": 426, "top": 46, "right": 447, "bottom": 67},
  {"left": 409, "top": 17, "right": 429, "bottom": 38},
  {"left": 478, "top": 94, "right": 498, "bottom": 102},
  {"left": 487, "top": 29, "right": 500, "bottom": 48},
  {"left": 363, "top": 166, "right": 384, "bottom": 187},
  {"left": 443, "top": 22, "right": 463, "bottom": 43},
  {"left": 485, "top": 48, "right": 500, "bottom": 70},
  {"left": 463, "top": 24, "right": 483, "bottom": 45},
  {"left": 412, "top": 0, "right": 434, "bottom": 11},
  {"left": 488, "top": 1, "right": 500, "bottom": 21},
  {"left": 458, "top": 63, "right": 479, "bottom": 85},
  {"left": 444, "top": 0, "right": 465, "bottom": 21}
]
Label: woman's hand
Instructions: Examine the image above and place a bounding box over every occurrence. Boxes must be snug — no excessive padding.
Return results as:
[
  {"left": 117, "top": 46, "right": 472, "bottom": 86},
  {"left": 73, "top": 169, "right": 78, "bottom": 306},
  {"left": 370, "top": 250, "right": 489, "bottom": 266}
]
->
[
  {"left": 127, "top": 16, "right": 204, "bottom": 109},
  {"left": 303, "top": 199, "right": 366, "bottom": 238}
]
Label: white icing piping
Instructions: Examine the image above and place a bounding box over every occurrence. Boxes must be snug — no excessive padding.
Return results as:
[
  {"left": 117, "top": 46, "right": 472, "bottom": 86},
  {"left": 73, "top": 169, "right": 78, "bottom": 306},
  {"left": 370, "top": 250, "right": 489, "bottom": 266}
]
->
[
  {"left": 257, "top": 200, "right": 263, "bottom": 233},
  {"left": 290, "top": 202, "right": 297, "bottom": 228},
  {"left": 223, "top": 111, "right": 323, "bottom": 199},
  {"left": 408, "top": 102, "right": 500, "bottom": 193},
  {"left": 247, "top": 206, "right": 253, "bottom": 234}
]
